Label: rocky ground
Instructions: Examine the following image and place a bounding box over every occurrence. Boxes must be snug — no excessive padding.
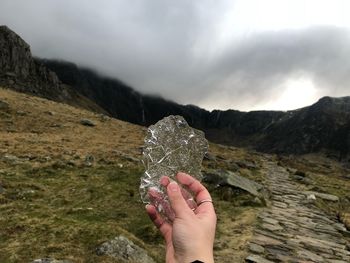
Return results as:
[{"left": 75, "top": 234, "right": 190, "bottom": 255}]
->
[{"left": 246, "top": 159, "right": 350, "bottom": 263}]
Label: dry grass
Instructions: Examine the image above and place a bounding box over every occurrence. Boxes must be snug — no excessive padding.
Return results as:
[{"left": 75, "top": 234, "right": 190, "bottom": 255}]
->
[{"left": 0, "top": 87, "right": 263, "bottom": 262}]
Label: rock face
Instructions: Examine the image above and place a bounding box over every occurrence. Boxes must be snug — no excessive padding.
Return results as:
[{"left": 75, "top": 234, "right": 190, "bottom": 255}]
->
[
  {"left": 0, "top": 25, "right": 62, "bottom": 99},
  {"left": 0, "top": 25, "right": 106, "bottom": 113},
  {"left": 96, "top": 235, "right": 155, "bottom": 263}
]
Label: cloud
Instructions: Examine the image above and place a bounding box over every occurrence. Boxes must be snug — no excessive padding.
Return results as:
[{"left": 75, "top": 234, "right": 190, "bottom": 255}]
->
[
  {"left": 0, "top": 1, "right": 349, "bottom": 111},
  {"left": 197, "top": 26, "right": 350, "bottom": 110}
]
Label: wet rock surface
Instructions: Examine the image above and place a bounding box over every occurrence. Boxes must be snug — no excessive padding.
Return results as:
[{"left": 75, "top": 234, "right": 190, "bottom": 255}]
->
[{"left": 247, "top": 160, "right": 350, "bottom": 263}]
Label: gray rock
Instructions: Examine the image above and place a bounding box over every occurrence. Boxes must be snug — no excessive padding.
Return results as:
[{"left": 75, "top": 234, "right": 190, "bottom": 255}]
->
[
  {"left": 0, "top": 100, "right": 10, "bottom": 111},
  {"left": 3, "top": 154, "right": 20, "bottom": 164},
  {"left": 297, "top": 249, "right": 324, "bottom": 262},
  {"left": 246, "top": 254, "right": 274, "bottom": 263},
  {"left": 205, "top": 169, "right": 264, "bottom": 198},
  {"left": 16, "top": 110, "right": 27, "bottom": 116},
  {"left": 307, "top": 194, "right": 316, "bottom": 200},
  {"left": 80, "top": 119, "right": 96, "bottom": 127},
  {"left": 84, "top": 155, "right": 95, "bottom": 166},
  {"left": 96, "top": 235, "right": 155, "bottom": 263},
  {"left": 249, "top": 243, "right": 265, "bottom": 254},
  {"left": 236, "top": 160, "right": 258, "bottom": 170},
  {"left": 204, "top": 152, "right": 216, "bottom": 162},
  {"left": 303, "top": 191, "right": 339, "bottom": 202}
]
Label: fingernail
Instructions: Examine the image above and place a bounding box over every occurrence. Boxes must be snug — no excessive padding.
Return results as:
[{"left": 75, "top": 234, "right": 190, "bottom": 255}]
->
[{"left": 168, "top": 181, "right": 179, "bottom": 192}]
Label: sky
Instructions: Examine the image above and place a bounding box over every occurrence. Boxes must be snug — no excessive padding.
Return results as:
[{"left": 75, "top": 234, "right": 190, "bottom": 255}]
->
[{"left": 0, "top": 0, "right": 350, "bottom": 111}]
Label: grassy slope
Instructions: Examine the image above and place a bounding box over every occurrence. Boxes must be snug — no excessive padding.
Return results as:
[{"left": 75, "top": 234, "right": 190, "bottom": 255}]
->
[{"left": 0, "top": 87, "right": 263, "bottom": 262}]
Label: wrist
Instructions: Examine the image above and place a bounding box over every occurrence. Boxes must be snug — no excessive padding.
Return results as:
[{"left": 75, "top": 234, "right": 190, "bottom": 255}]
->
[{"left": 181, "top": 252, "right": 214, "bottom": 263}]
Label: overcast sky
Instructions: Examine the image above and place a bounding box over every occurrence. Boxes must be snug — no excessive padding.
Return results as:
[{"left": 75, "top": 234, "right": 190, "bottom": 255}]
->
[{"left": 1, "top": 0, "right": 350, "bottom": 111}]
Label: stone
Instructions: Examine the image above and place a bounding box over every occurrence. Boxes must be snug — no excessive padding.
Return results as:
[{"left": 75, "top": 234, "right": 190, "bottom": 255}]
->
[
  {"left": 249, "top": 243, "right": 265, "bottom": 254},
  {"left": 2, "top": 154, "right": 20, "bottom": 164},
  {"left": 303, "top": 191, "right": 339, "bottom": 202},
  {"left": 297, "top": 249, "right": 324, "bottom": 262},
  {"left": 96, "top": 235, "right": 155, "bottom": 263},
  {"left": 80, "top": 119, "right": 96, "bottom": 127},
  {"left": 245, "top": 254, "right": 274, "bottom": 263},
  {"left": 204, "top": 152, "right": 216, "bottom": 162},
  {"left": 0, "top": 100, "right": 10, "bottom": 111},
  {"left": 204, "top": 169, "right": 264, "bottom": 198},
  {"left": 84, "top": 155, "right": 95, "bottom": 166},
  {"left": 261, "top": 217, "right": 279, "bottom": 225},
  {"left": 261, "top": 223, "right": 283, "bottom": 232},
  {"left": 307, "top": 194, "right": 316, "bottom": 200}
]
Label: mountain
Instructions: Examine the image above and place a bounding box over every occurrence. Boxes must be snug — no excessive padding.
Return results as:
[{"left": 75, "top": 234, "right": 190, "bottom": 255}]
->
[
  {"left": 42, "top": 60, "right": 350, "bottom": 160},
  {"left": 0, "top": 25, "right": 106, "bottom": 114},
  {"left": 1, "top": 25, "right": 350, "bottom": 160},
  {"left": 259, "top": 96, "right": 350, "bottom": 158}
]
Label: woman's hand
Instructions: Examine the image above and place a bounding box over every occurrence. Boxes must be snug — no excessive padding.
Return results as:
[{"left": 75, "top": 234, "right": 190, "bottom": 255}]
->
[{"left": 146, "top": 172, "right": 217, "bottom": 263}]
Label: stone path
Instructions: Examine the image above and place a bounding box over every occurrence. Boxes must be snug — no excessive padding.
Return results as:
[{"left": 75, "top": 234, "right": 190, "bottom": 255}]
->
[{"left": 246, "top": 161, "right": 350, "bottom": 263}]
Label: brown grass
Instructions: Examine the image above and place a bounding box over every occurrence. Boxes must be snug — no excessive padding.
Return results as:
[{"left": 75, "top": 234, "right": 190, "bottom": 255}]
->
[{"left": 0, "top": 87, "right": 262, "bottom": 262}]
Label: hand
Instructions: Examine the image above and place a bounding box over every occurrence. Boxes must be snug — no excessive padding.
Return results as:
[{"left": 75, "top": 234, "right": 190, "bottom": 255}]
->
[{"left": 146, "top": 172, "right": 217, "bottom": 263}]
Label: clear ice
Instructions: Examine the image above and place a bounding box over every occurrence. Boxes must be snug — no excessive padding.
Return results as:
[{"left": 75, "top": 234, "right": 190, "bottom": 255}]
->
[{"left": 140, "top": 115, "right": 208, "bottom": 221}]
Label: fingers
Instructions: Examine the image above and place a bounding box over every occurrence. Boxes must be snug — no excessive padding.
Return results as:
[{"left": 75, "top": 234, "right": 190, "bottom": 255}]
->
[
  {"left": 161, "top": 176, "right": 197, "bottom": 211},
  {"left": 145, "top": 204, "right": 172, "bottom": 244},
  {"left": 167, "top": 181, "right": 193, "bottom": 218},
  {"left": 176, "top": 172, "right": 212, "bottom": 203}
]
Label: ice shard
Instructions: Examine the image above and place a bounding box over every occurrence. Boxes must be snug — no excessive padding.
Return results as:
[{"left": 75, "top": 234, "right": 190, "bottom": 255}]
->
[{"left": 140, "top": 115, "right": 208, "bottom": 221}]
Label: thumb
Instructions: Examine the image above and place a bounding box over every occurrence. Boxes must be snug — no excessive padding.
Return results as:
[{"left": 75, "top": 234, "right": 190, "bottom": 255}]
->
[{"left": 167, "top": 181, "right": 192, "bottom": 218}]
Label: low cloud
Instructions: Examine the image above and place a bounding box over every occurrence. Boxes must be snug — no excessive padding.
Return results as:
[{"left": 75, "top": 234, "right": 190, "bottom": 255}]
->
[{"left": 0, "top": 1, "right": 349, "bottom": 110}]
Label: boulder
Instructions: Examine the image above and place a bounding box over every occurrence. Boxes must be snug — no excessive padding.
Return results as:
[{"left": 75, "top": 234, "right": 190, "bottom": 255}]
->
[
  {"left": 80, "top": 119, "right": 96, "bottom": 127},
  {"left": 204, "top": 169, "right": 264, "bottom": 198},
  {"left": 96, "top": 235, "right": 155, "bottom": 263}
]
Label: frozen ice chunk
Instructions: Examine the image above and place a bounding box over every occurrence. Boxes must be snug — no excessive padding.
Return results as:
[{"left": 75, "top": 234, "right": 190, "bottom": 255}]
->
[{"left": 140, "top": 115, "right": 208, "bottom": 221}]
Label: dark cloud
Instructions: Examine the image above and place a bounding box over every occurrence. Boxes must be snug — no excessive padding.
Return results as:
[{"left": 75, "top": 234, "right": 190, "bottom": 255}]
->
[
  {"left": 0, "top": 1, "right": 349, "bottom": 110},
  {"left": 197, "top": 26, "right": 350, "bottom": 109}
]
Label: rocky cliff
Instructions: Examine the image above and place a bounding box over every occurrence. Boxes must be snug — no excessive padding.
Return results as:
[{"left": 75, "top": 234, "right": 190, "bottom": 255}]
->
[{"left": 0, "top": 25, "right": 105, "bottom": 113}]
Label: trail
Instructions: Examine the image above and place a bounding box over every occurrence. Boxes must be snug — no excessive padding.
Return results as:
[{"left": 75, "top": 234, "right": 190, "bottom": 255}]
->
[{"left": 246, "top": 161, "right": 350, "bottom": 263}]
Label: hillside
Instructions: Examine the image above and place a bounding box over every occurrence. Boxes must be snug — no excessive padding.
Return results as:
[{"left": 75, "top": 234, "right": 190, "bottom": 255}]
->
[
  {"left": 1, "top": 87, "right": 350, "bottom": 262},
  {"left": 0, "top": 87, "right": 269, "bottom": 262}
]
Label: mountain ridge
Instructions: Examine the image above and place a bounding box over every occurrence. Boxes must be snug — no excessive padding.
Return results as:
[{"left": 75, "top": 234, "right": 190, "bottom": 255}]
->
[
  {"left": 1, "top": 25, "right": 350, "bottom": 160},
  {"left": 42, "top": 59, "right": 350, "bottom": 160}
]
